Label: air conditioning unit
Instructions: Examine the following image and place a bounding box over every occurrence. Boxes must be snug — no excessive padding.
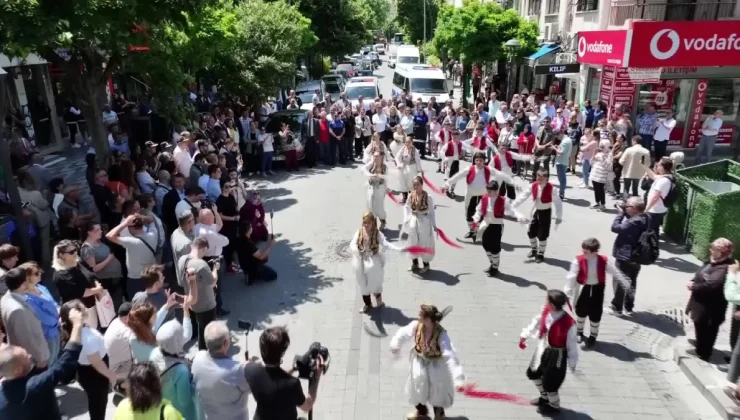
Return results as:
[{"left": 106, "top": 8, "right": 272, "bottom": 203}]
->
[
  {"left": 555, "top": 52, "right": 576, "bottom": 64},
  {"left": 526, "top": 14, "right": 539, "bottom": 22},
  {"left": 544, "top": 23, "right": 560, "bottom": 42}
]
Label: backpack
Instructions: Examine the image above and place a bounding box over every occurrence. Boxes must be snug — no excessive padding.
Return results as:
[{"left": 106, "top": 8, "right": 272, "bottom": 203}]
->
[
  {"left": 632, "top": 216, "right": 659, "bottom": 265},
  {"left": 659, "top": 175, "right": 678, "bottom": 207}
]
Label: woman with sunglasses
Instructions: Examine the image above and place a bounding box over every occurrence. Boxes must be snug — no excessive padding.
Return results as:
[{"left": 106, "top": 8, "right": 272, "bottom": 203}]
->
[
  {"left": 53, "top": 240, "right": 106, "bottom": 329},
  {"left": 20, "top": 262, "right": 61, "bottom": 366}
]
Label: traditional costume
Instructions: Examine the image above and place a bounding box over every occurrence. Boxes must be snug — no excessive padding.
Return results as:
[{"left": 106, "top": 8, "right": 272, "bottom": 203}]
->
[
  {"left": 390, "top": 306, "right": 465, "bottom": 420},
  {"left": 438, "top": 138, "right": 469, "bottom": 196},
  {"left": 403, "top": 186, "right": 436, "bottom": 273},
  {"left": 361, "top": 161, "right": 389, "bottom": 229},
  {"left": 512, "top": 180, "right": 563, "bottom": 263},
  {"left": 396, "top": 143, "right": 422, "bottom": 201},
  {"left": 473, "top": 182, "right": 527, "bottom": 276},
  {"left": 489, "top": 148, "right": 531, "bottom": 200},
  {"left": 564, "top": 251, "right": 630, "bottom": 347},
  {"left": 435, "top": 124, "right": 454, "bottom": 173},
  {"left": 445, "top": 160, "right": 513, "bottom": 238},
  {"left": 350, "top": 214, "right": 402, "bottom": 312},
  {"left": 520, "top": 291, "right": 578, "bottom": 415},
  {"left": 391, "top": 131, "right": 405, "bottom": 158},
  {"left": 362, "top": 139, "right": 391, "bottom": 164},
  {"left": 463, "top": 133, "right": 495, "bottom": 156}
]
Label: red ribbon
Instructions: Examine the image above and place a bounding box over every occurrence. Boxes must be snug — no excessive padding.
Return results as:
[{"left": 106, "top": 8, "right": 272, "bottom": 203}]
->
[
  {"left": 405, "top": 246, "right": 434, "bottom": 255},
  {"left": 458, "top": 384, "right": 531, "bottom": 405},
  {"left": 421, "top": 173, "right": 444, "bottom": 195},
  {"left": 436, "top": 228, "right": 464, "bottom": 249},
  {"left": 386, "top": 192, "right": 401, "bottom": 205}
]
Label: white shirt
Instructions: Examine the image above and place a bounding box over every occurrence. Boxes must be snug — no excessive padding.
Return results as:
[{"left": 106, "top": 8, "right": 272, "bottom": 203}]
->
[
  {"left": 564, "top": 255, "right": 627, "bottom": 303},
  {"left": 102, "top": 111, "right": 118, "bottom": 125},
  {"left": 173, "top": 146, "right": 193, "bottom": 176},
  {"left": 512, "top": 182, "right": 563, "bottom": 220},
  {"left": 260, "top": 133, "right": 275, "bottom": 152},
  {"left": 194, "top": 223, "right": 230, "bottom": 257},
  {"left": 649, "top": 176, "right": 672, "bottom": 214},
  {"left": 103, "top": 317, "right": 133, "bottom": 371},
  {"left": 654, "top": 118, "right": 676, "bottom": 141},
  {"left": 372, "top": 113, "right": 388, "bottom": 133},
  {"left": 495, "top": 110, "right": 512, "bottom": 125},
  {"left": 446, "top": 165, "right": 511, "bottom": 195},
  {"left": 520, "top": 311, "right": 579, "bottom": 368},
  {"left": 79, "top": 327, "right": 107, "bottom": 366},
  {"left": 473, "top": 195, "right": 523, "bottom": 226},
  {"left": 701, "top": 116, "right": 723, "bottom": 136},
  {"left": 356, "top": 115, "right": 372, "bottom": 137},
  {"left": 489, "top": 150, "right": 528, "bottom": 177},
  {"left": 175, "top": 199, "right": 199, "bottom": 220},
  {"left": 488, "top": 100, "right": 501, "bottom": 117}
]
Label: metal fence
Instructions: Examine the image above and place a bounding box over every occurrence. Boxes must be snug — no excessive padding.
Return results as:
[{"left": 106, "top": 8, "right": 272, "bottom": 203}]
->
[{"left": 609, "top": 1, "right": 737, "bottom": 26}]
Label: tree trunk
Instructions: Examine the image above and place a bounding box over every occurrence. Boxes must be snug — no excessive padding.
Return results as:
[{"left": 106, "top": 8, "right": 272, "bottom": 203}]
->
[
  {"left": 462, "top": 63, "right": 471, "bottom": 109},
  {"left": 78, "top": 86, "right": 110, "bottom": 166}
]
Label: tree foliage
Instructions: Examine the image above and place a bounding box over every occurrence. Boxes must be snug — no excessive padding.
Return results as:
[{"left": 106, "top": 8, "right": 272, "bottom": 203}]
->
[
  {"left": 297, "top": 0, "right": 371, "bottom": 58},
  {"left": 363, "top": 0, "right": 391, "bottom": 32},
  {"left": 432, "top": 1, "right": 538, "bottom": 64},
  {"left": 395, "top": 0, "right": 441, "bottom": 45}
]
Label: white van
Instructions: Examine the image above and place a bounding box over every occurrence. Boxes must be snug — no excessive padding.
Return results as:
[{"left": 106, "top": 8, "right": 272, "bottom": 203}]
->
[
  {"left": 392, "top": 64, "right": 451, "bottom": 104},
  {"left": 396, "top": 45, "right": 420, "bottom": 66}
]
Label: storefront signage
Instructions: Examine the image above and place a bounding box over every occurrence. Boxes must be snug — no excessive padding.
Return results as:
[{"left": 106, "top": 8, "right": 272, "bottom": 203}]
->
[
  {"left": 577, "top": 30, "right": 629, "bottom": 66},
  {"left": 534, "top": 63, "right": 581, "bottom": 75},
  {"left": 626, "top": 21, "right": 740, "bottom": 67},
  {"left": 625, "top": 67, "right": 662, "bottom": 84},
  {"left": 598, "top": 65, "right": 614, "bottom": 104},
  {"left": 686, "top": 79, "right": 709, "bottom": 148}
]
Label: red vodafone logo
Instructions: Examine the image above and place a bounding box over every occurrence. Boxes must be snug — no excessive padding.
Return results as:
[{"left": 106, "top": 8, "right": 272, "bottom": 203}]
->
[
  {"left": 578, "top": 36, "right": 614, "bottom": 57},
  {"left": 650, "top": 29, "right": 680, "bottom": 60}
]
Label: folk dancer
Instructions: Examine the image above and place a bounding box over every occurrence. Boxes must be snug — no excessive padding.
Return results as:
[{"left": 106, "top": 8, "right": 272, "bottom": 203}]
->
[
  {"left": 520, "top": 289, "right": 578, "bottom": 415},
  {"left": 390, "top": 304, "right": 466, "bottom": 420},
  {"left": 403, "top": 175, "right": 436, "bottom": 274},
  {"left": 363, "top": 132, "right": 391, "bottom": 164},
  {"left": 438, "top": 135, "right": 472, "bottom": 198},
  {"left": 473, "top": 180, "right": 528, "bottom": 276},
  {"left": 396, "top": 137, "right": 422, "bottom": 204},
  {"left": 350, "top": 212, "right": 405, "bottom": 313},
  {"left": 391, "top": 125, "right": 405, "bottom": 159},
  {"left": 512, "top": 169, "right": 563, "bottom": 263},
  {"left": 564, "top": 237, "right": 631, "bottom": 348},
  {"left": 463, "top": 122, "right": 496, "bottom": 159},
  {"left": 361, "top": 151, "right": 389, "bottom": 230},
  {"left": 435, "top": 118, "right": 455, "bottom": 174},
  {"left": 490, "top": 142, "right": 531, "bottom": 202},
  {"left": 443, "top": 152, "right": 513, "bottom": 240}
]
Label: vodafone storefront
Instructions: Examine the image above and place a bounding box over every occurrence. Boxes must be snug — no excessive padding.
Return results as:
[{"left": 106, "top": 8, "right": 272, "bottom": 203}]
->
[{"left": 577, "top": 21, "right": 740, "bottom": 149}]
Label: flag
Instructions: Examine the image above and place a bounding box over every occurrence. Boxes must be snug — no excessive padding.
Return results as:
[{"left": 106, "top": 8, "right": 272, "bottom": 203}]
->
[
  {"left": 422, "top": 173, "right": 444, "bottom": 195},
  {"left": 436, "top": 228, "right": 464, "bottom": 249},
  {"left": 386, "top": 192, "right": 401, "bottom": 205}
]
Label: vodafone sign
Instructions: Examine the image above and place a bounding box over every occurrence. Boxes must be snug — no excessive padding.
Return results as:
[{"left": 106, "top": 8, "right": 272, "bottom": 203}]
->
[
  {"left": 626, "top": 21, "right": 740, "bottom": 67},
  {"left": 577, "top": 30, "right": 629, "bottom": 66}
]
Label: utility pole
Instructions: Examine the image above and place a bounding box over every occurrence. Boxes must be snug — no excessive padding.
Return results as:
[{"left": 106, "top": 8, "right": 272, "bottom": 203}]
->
[{"left": 423, "top": 0, "right": 426, "bottom": 42}]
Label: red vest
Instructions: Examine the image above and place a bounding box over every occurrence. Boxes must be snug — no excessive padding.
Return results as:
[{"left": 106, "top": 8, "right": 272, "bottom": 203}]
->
[
  {"left": 492, "top": 152, "right": 514, "bottom": 171},
  {"left": 479, "top": 195, "right": 506, "bottom": 221},
  {"left": 439, "top": 129, "right": 451, "bottom": 144},
  {"left": 538, "top": 306, "right": 575, "bottom": 348},
  {"left": 531, "top": 182, "right": 553, "bottom": 203},
  {"left": 576, "top": 254, "right": 608, "bottom": 285},
  {"left": 472, "top": 136, "right": 487, "bottom": 150},
  {"left": 466, "top": 165, "right": 490, "bottom": 184},
  {"left": 445, "top": 141, "right": 464, "bottom": 157}
]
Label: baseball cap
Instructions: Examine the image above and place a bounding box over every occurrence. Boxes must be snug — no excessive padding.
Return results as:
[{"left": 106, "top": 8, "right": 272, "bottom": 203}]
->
[
  {"left": 145, "top": 141, "right": 157, "bottom": 148},
  {"left": 160, "top": 142, "right": 174, "bottom": 149}
]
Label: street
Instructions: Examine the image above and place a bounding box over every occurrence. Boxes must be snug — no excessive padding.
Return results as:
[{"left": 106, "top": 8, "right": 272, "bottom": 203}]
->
[{"left": 57, "top": 61, "right": 722, "bottom": 420}]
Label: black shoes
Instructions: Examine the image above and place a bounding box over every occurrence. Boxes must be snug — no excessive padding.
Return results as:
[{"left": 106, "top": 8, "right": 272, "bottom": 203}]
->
[
  {"left": 216, "top": 308, "right": 231, "bottom": 317},
  {"left": 585, "top": 336, "right": 597, "bottom": 349},
  {"left": 527, "top": 249, "right": 537, "bottom": 258},
  {"left": 537, "top": 404, "right": 561, "bottom": 415},
  {"left": 486, "top": 266, "right": 499, "bottom": 277},
  {"left": 535, "top": 254, "right": 545, "bottom": 263}
]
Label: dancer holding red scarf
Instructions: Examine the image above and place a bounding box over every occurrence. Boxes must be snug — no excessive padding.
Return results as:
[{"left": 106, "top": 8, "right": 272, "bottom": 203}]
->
[
  {"left": 435, "top": 118, "right": 455, "bottom": 174},
  {"left": 490, "top": 142, "right": 532, "bottom": 201},
  {"left": 438, "top": 132, "right": 472, "bottom": 198},
  {"left": 519, "top": 289, "right": 578, "bottom": 415},
  {"left": 512, "top": 169, "right": 563, "bottom": 263},
  {"left": 443, "top": 152, "right": 513, "bottom": 241}
]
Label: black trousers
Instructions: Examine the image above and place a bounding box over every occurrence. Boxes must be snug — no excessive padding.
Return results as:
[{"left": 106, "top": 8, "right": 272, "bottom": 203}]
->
[
  {"left": 499, "top": 182, "right": 516, "bottom": 200},
  {"left": 244, "top": 150, "right": 261, "bottom": 174},
  {"left": 528, "top": 208, "right": 552, "bottom": 240},
  {"left": 532, "top": 157, "right": 551, "bottom": 177},
  {"left": 592, "top": 181, "right": 606, "bottom": 205},
  {"left": 575, "top": 284, "right": 605, "bottom": 324},
  {"left": 355, "top": 136, "right": 368, "bottom": 157},
  {"left": 466, "top": 195, "right": 483, "bottom": 225},
  {"left": 204, "top": 257, "right": 224, "bottom": 311},
  {"left": 694, "top": 315, "right": 722, "bottom": 360},
  {"left": 654, "top": 141, "right": 668, "bottom": 162},
  {"left": 448, "top": 159, "right": 460, "bottom": 180},
  {"left": 305, "top": 137, "right": 317, "bottom": 167},
  {"left": 611, "top": 259, "right": 641, "bottom": 312},
  {"left": 192, "top": 308, "right": 217, "bottom": 350},
  {"left": 77, "top": 360, "right": 110, "bottom": 420},
  {"left": 482, "top": 224, "right": 503, "bottom": 254},
  {"left": 612, "top": 164, "right": 623, "bottom": 194}
]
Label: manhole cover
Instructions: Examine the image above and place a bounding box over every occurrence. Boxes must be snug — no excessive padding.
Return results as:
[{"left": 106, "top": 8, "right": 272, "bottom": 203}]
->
[{"left": 335, "top": 240, "right": 351, "bottom": 260}]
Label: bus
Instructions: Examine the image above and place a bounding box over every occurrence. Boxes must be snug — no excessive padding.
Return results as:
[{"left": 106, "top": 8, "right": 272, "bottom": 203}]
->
[{"left": 392, "top": 32, "right": 404, "bottom": 44}]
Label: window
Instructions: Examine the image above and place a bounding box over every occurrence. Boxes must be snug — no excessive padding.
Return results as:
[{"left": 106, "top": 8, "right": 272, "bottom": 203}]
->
[
  {"left": 398, "top": 56, "right": 419, "bottom": 64},
  {"left": 576, "top": 0, "right": 597, "bottom": 12},
  {"left": 528, "top": 0, "right": 541, "bottom": 15},
  {"left": 393, "top": 72, "right": 406, "bottom": 88},
  {"left": 546, "top": 0, "right": 559, "bottom": 14},
  {"left": 409, "top": 79, "right": 446, "bottom": 93},
  {"left": 345, "top": 86, "right": 378, "bottom": 100}
]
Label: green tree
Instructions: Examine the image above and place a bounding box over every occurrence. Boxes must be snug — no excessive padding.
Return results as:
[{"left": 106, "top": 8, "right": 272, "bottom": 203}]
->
[
  {"left": 363, "top": 0, "right": 391, "bottom": 31},
  {"left": 0, "top": 0, "right": 209, "bottom": 161},
  {"left": 395, "top": 0, "right": 441, "bottom": 45},
  {"left": 297, "top": 0, "right": 370, "bottom": 58}
]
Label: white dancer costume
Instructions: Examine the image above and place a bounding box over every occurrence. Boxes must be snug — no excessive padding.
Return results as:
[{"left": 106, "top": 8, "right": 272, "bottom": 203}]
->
[
  {"left": 396, "top": 145, "right": 422, "bottom": 193},
  {"left": 445, "top": 163, "right": 513, "bottom": 233},
  {"left": 438, "top": 140, "right": 471, "bottom": 187},
  {"left": 390, "top": 320, "right": 465, "bottom": 410},
  {"left": 350, "top": 228, "right": 401, "bottom": 296},
  {"left": 361, "top": 161, "right": 388, "bottom": 222},
  {"left": 362, "top": 141, "right": 391, "bottom": 164},
  {"left": 402, "top": 190, "right": 436, "bottom": 264},
  {"left": 464, "top": 134, "right": 496, "bottom": 155},
  {"left": 391, "top": 132, "right": 405, "bottom": 158}
]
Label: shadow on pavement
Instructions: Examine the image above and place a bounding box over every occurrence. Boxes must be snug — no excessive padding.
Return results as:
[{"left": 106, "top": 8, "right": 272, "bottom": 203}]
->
[
  {"left": 420, "top": 269, "right": 466, "bottom": 286},
  {"left": 497, "top": 272, "right": 548, "bottom": 291},
  {"left": 554, "top": 408, "right": 595, "bottom": 419},
  {"left": 364, "top": 305, "right": 415, "bottom": 337},
  {"left": 622, "top": 311, "right": 686, "bottom": 338},
  {"left": 57, "top": 385, "right": 90, "bottom": 418},
  {"left": 501, "top": 242, "right": 530, "bottom": 252},
  {"left": 564, "top": 198, "right": 590, "bottom": 208},
  {"left": 591, "top": 340, "right": 654, "bottom": 362}
]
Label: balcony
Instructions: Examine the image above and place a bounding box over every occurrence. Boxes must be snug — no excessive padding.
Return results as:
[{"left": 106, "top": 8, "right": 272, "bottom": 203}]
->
[{"left": 609, "top": 1, "right": 737, "bottom": 26}]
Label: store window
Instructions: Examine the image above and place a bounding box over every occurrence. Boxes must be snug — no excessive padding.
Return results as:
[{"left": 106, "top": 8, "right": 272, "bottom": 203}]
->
[
  {"left": 576, "top": 0, "right": 598, "bottom": 12},
  {"left": 585, "top": 67, "right": 601, "bottom": 105},
  {"left": 703, "top": 79, "right": 739, "bottom": 117}
]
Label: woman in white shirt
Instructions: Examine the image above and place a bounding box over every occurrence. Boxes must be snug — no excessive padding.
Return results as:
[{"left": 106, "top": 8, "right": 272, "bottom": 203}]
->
[
  {"left": 372, "top": 105, "right": 388, "bottom": 144},
  {"left": 653, "top": 109, "right": 676, "bottom": 162},
  {"left": 356, "top": 109, "right": 373, "bottom": 155},
  {"left": 401, "top": 107, "right": 415, "bottom": 137},
  {"left": 61, "top": 299, "right": 118, "bottom": 420},
  {"left": 259, "top": 129, "right": 275, "bottom": 176},
  {"left": 498, "top": 121, "right": 516, "bottom": 152}
]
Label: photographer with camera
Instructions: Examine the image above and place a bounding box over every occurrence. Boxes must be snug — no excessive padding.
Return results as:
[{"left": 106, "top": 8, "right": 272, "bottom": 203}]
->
[
  {"left": 244, "top": 326, "right": 323, "bottom": 420},
  {"left": 107, "top": 214, "right": 159, "bottom": 300},
  {"left": 194, "top": 208, "right": 230, "bottom": 317},
  {"left": 609, "top": 196, "right": 649, "bottom": 316}
]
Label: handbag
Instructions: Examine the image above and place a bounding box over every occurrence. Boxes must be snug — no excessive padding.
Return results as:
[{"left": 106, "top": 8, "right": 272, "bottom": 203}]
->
[{"left": 95, "top": 290, "right": 116, "bottom": 328}]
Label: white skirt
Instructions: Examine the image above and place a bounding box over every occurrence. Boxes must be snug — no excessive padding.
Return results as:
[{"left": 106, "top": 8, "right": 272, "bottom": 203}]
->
[
  {"left": 406, "top": 352, "right": 455, "bottom": 408},
  {"left": 352, "top": 253, "right": 385, "bottom": 295},
  {"left": 406, "top": 213, "right": 435, "bottom": 263},
  {"left": 366, "top": 183, "right": 387, "bottom": 220},
  {"left": 398, "top": 164, "right": 418, "bottom": 193},
  {"left": 390, "top": 140, "right": 403, "bottom": 159}
]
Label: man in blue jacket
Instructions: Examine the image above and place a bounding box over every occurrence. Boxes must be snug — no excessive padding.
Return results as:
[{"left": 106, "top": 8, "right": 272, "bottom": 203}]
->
[
  {"left": 608, "top": 196, "right": 648, "bottom": 316},
  {"left": 0, "top": 305, "right": 84, "bottom": 419}
]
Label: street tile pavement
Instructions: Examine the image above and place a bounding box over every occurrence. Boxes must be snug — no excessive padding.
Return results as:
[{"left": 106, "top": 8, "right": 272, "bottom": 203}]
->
[{"left": 54, "top": 154, "right": 721, "bottom": 419}]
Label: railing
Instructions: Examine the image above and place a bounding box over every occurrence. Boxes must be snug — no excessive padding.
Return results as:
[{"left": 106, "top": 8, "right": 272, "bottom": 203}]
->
[
  {"left": 528, "top": 0, "right": 542, "bottom": 15},
  {"left": 546, "top": 0, "right": 560, "bottom": 13},
  {"left": 610, "top": 1, "right": 737, "bottom": 26}
]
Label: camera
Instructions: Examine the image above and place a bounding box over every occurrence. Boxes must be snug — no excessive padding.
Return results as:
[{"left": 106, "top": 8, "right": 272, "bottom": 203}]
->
[
  {"left": 206, "top": 255, "right": 224, "bottom": 269},
  {"left": 201, "top": 198, "right": 214, "bottom": 210},
  {"left": 293, "top": 342, "right": 331, "bottom": 380}
]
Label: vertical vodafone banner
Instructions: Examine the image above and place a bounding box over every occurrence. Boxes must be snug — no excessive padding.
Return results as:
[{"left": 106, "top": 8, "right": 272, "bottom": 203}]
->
[
  {"left": 611, "top": 67, "right": 635, "bottom": 112},
  {"left": 686, "top": 79, "right": 708, "bottom": 149},
  {"left": 599, "top": 65, "right": 615, "bottom": 104}
]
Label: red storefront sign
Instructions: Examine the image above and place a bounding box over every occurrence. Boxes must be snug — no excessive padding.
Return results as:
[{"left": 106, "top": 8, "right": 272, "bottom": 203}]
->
[
  {"left": 599, "top": 65, "right": 614, "bottom": 104},
  {"left": 577, "top": 30, "right": 629, "bottom": 66},
  {"left": 686, "top": 79, "right": 709, "bottom": 148},
  {"left": 626, "top": 21, "right": 740, "bottom": 68}
]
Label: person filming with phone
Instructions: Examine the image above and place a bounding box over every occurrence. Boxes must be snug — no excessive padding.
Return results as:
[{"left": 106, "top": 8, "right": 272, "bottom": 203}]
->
[
  {"left": 177, "top": 237, "right": 218, "bottom": 350},
  {"left": 243, "top": 326, "right": 322, "bottom": 420},
  {"left": 609, "top": 196, "right": 649, "bottom": 316}
]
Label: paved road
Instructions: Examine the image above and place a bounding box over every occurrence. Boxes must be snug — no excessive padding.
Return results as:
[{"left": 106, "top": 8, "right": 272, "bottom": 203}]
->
[{"left": 57, "top": 60, "right": 721, "bottom": 419}]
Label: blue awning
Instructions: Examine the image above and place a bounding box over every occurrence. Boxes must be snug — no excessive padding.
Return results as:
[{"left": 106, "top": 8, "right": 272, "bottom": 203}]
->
[{"left": 528, "top": 44, "right": 561, "bottom": 61}]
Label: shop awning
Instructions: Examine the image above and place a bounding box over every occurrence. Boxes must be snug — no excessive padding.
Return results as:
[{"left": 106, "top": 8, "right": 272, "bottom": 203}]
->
[{"left": 527, "top": 44, "right": 561, "bottom": 61}]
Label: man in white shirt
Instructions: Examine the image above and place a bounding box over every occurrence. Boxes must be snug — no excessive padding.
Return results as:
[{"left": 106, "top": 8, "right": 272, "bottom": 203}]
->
[
  {"left": 653, "top": 109, "right": 676, "bottom": 162},
  {"left": 194, "top": 208, "right": 230, "bottom": 316},
  {"left": 494, "top": 103, "right": 512, "bottom": 125},
  {"left": 104, "top": 302, "right": 134, "bottom": 380},
  {"left": 173, "top": 133, "right": 193, "bottom": 180},
  {"left": 697, "top": 110, "right": 724, "bottom": 164},
  {"left": 372, "top": 104, "right": 388, "bottom": 136}
]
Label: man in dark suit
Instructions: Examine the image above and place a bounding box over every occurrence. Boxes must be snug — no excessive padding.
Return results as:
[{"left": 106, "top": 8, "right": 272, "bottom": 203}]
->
[
  {"left": 305, "top": 108, "right": 319, "bottom": 168},
  {"left": 162, "top": 173, "right": 186, "bottom": 235}
]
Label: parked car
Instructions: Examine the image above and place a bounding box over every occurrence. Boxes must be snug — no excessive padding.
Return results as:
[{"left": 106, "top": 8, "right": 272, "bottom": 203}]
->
[
  {"left": 322, "top": 74, "right": 345, "bottom": 91},
  {"left": 334, "top": 63, "right": 356, "bottom": 79},
  {"left": 295, "top": 80, "right": 325, "bottom": 111},
  {"left": 367, "top": 51, "right": 381, "bottom": 66},
  {"left": 263, "top": 109, "right": 310, "bottom": 162},
  {"left": 374, "top": 44, "right": 386, "bottom": 55}
]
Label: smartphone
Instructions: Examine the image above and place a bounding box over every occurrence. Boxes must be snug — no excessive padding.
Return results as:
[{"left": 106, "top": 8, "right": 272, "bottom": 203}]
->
[{"left": 174, "top": 295, "right": 185, "bottom": 304}]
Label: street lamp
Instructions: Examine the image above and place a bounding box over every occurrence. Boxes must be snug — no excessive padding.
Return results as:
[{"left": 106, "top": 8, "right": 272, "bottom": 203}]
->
[{"left": 505, "top": 38, "right": 521, "bottom": 103}]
